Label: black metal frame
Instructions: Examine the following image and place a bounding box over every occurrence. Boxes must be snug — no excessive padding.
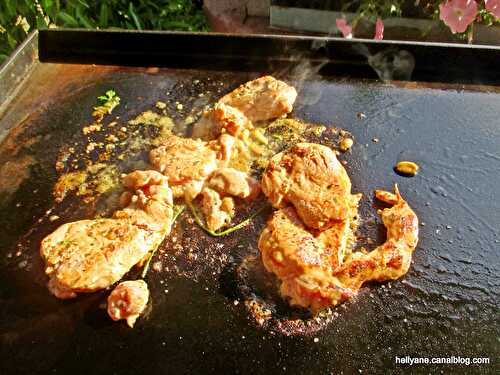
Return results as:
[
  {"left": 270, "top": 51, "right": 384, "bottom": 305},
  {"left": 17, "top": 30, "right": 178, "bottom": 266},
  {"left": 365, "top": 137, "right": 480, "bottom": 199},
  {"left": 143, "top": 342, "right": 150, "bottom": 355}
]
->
[{"left": 36, "top": 29, "right": 500, "bottom": 85}]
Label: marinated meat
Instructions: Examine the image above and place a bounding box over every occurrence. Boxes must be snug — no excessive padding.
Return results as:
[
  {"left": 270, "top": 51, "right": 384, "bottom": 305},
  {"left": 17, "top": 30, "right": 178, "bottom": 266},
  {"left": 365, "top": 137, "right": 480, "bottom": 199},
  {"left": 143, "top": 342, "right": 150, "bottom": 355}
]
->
[
  {"left": 259, "top": 186, "right": 418, "bottom": 312},
  {"left": 210, "top": 133, "right": 236, "bottom": 167},
  {"left": 259, "top": 207, "right": 354, "bottom": 312},
  {"left": 192, "top": 76, "right": 297, "bottom": 141},
  {"left": 262, "top": 142, "right": 359, "bottom": 229},
  {"left": 200, "top": 188, "right": 235, "bottom": 231},
  {"left": 107, "top": 280, "right": 149, "bottom": 328},
  {"left": 315, "top": 218, "right": 354, "bottom": 268},
  {"left": 149, "top": 135, "right": 218, "bottom": 201},
  {"left": 193, "top": 103, "right": 252, "bottom": 141},
  {"left": 219, "top": 76, "right": 298, "bottom": 122},
  {"left": 116, "top": 170, "right": 175, "bottom": 230},
  {"left": 40, "top": 171, "right": 173, "bottom": 299},
  {"left": 333, "top": 187, "right": 419, "bottom": 290},
  {"left": 259, "top": 207, "right": 333, "bottom": 280},
  {"left": 207, "top": 167, "right": 261, "bottom": 200}
]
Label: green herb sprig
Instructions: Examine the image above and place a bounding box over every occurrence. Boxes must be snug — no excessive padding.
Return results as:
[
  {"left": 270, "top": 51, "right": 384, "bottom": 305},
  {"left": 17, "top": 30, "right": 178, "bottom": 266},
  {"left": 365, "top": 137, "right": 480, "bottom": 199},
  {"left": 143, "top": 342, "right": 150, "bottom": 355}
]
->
[
  {"left": 141, "top": 204, "right": 185, "bottom": 278},
  {"left": 187, "top": 202, "right": 267, "bottom": 237}
]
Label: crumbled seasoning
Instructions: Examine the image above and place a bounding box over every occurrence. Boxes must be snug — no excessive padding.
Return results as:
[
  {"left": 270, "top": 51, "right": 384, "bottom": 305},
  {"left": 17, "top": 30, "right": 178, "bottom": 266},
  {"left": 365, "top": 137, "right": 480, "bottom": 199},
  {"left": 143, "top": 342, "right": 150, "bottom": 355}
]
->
[
  {"left": 86, "top": 142, "right": 96, "bottom": 153},
  {"left": 129, "top": 110, "right": 174, "bottom": 131},
  {"left": 55, "top": 161, "right": 64, "bottom": 172},
  {"left": 93, "top": 165, "right": 120, "bottom": 194},
  {"left": 266, "top": 118, "right": 307, "bottom": 145},
  {"left": 245, "top": 299, "right": 273, "bottom": 326},
  {"left": 339, "top": 138, "right": 354, "bottom": 152},
  {"left": 53, "top": 171, "right": 87, "bottom": 202},
  {"left": 305, "top": 125, "right": 326, "bottom": 137},
  {"left": 106, "top": 134, "right": 119, "bottom": 143},
  {"left": 184, "top": 115, "right": 195, "bottom": 125},
  {"left": 82, "top": 123, "right": 102, "bottom": 135},
  {"left": 156, "top": 101, "right": 167, "bottom": 109}
]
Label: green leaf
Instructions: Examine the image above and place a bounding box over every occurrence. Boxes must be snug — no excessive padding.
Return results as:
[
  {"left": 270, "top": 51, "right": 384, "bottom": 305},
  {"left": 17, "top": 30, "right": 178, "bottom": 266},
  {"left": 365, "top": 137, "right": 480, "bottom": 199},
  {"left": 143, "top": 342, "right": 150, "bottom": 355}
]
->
[
  {"left": 128, "top": 2, "right": 142, "bottom": 30},
  {"left": 99, "top": 3, "right": 108, "bottom": 29},
  {"left": 75, "top": 5, "right": 95, "bottom": 29},
  {"left": 41, "top": 0, "right": 54, "bottom": 11},
  {"left": 7, "top": 33, "right": 17, "bottom": 49},
  {"left": 44, "top": 0, "right": 60, "bottom": 22},
  {"left": 4, "top": 0, "right": 17, "bottom": 19},
  {"left": 57, "top": 11, "right": 79, "bottom": 27},
  {"left": 36, "top": 13, "right": 49, "bottom": 29},
  {"left": 77, "top": 0, "right": 90, "bottom": 9}
]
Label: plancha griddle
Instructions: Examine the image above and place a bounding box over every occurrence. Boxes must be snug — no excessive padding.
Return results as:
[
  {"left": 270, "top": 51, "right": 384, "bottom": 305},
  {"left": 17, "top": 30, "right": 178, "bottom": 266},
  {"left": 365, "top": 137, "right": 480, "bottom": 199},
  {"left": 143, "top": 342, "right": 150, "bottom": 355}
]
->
[{"left": 0, "top": 30, "right": 498, "bottom": 375}]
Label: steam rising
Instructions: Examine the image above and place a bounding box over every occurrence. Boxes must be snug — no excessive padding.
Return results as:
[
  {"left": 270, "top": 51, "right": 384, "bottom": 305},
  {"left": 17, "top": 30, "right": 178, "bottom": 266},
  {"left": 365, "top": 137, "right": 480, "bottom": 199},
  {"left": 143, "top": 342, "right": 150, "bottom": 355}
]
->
[
  {"left": 275, "top": 36, "right": 416, "bottom": 88},
  {"left": 354, "top": 44, "right": 415, "bottom": 81}
]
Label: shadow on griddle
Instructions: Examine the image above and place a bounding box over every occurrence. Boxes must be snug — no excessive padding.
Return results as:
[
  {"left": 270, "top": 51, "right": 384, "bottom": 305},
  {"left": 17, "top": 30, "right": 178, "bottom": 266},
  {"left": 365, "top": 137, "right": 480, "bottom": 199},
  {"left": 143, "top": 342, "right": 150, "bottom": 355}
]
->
[{"left": 219, "top": 244, "right": 316, "bottom": 332}]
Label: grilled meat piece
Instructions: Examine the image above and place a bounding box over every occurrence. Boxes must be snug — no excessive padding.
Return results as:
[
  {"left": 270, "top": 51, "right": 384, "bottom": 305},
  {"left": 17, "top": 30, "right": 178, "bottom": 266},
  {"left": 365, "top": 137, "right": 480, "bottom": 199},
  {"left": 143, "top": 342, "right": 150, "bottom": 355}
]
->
[
  {"left": 259, "top": 207, "right": 355, "bottom": 312},
  {"left": 192, "top": 76, "right": 297, "bottom": 141},
  {"left": 107, "top": 280, "right": 149, "bottom": 328},
  {"left": 200, "top": 187, "right": 234, "bottom": 231},
  {"left": 193, "top": 103, "right": 252, "bottom": 141},
  {"left": 259, "top": 186, "right": 418, "bottom": 312},
  {"left": 40, "top": 171, "right": 173, "bottom": 299},
  {"left": 150, "top": 135, "right": 218, "bottom": 201},
  {"left": 207, "top": 167, "right": 260, "bottom": 200},
  {"left": 333, "top": 186, "right": 419, "bottom": 290},
  {"left": 210, "top": 133, "right": 236, "bottom": 167},
  {"left": 219, "top": 76, "right": 297, "bottom": 122},
  {"left": 259, "top": 207, "right": 332, "bottom": 280},
  {"left": 262, "top": 142, "right": 359, "bottom": 229},
  {"left": 151, "top": 132, "right": 260, "bottom": 231}
]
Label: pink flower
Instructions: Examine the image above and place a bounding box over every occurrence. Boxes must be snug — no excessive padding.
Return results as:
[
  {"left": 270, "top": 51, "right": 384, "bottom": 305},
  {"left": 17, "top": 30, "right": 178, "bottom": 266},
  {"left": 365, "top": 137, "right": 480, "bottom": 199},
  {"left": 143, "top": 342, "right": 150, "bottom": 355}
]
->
[
  {"left": 485, "top": 0, "right": 500, "bottom": 19},
  {"left": 374, "top": 18, "right": 384, "bottom": 40},
  {"left": 439, "top": 0, "right": 478, "bottom": 34},
  {"left": 336, "top": 19, "right": 353, "bottom": 39}
]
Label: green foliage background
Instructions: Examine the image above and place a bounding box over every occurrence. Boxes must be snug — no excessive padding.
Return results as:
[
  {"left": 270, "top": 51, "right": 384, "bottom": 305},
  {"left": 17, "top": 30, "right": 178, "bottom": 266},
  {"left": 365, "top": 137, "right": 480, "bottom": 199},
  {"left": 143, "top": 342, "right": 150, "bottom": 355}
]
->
[{"left": 0, "top": 0, "right": 208, "bottom": 64}]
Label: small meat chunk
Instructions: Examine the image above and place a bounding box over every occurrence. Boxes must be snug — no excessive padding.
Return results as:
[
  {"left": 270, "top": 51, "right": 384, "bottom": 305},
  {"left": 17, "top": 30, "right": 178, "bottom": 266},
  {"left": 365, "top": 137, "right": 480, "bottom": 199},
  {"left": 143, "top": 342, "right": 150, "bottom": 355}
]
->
[
  {"left": 40, "top": 171, "right": 173, "bottom": 299},
  {"left": 219, "top": 76, "right": 297, "bottom": 122},
  {"left": 207, "top": 167, "right": 260, "bottom": 200},
  {"left": 262, "top": 143, "right": 358, "bottom": 229},
  {"left": 150, "top": 135, "right": 218, "bottom": 201},
  {"left": 200, "top": 188, "right": 234, "bottom": 232},
  {"left": 107, "top": 280, "right": 149, "bottom": 328},
  {"left": 208, "top": 134, "right": 236, "bottom": 167},
  {"left": 117, "top": 170, "right": 174, "bottom": 231},
  {"left": 193, "top": 103, "right": 252, "bottom": 141}
]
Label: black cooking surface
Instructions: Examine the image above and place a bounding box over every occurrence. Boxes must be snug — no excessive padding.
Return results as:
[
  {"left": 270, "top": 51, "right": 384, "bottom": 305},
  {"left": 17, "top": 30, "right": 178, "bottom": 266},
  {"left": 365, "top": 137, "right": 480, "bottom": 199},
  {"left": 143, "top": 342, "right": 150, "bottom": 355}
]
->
[{"left": 0, "top": 33, "right": 499, "bottom": 375}]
